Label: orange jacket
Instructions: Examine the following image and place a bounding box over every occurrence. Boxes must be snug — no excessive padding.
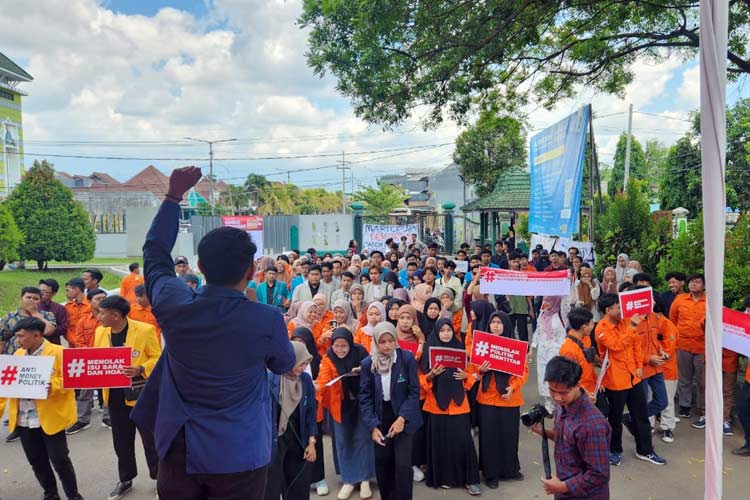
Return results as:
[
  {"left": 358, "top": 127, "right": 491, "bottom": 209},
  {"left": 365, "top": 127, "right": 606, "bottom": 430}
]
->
[
  {"left": 70, "top": 311, "right": 99, "bottom": 348},
  {"left": 464, "top": 324, "right": 474, "bottom": 357},
  {"left": 669, "top": 293, "right": 706, "bottom": 354},
  {"left": 722, "top": 349, "right": 739, "bottom": 373},
  {"left": 451, "top": 309, "right": 463, "bottom": 336},
  {"left": 317, "top": 355, "right": 359, "bottom": 424},
  {"left": 354, "top": 326, "right": 374, "bottom": 354},
  {"left": 64, "top": 299, "right": 90, "bottom": 344},
  {"left": 559, "top": 336, "right": 596, "bottom": 395},
  {"left": 474, "top": 363, "right": 528, "bottom": 408},
  {"left": 128, "top": 304, "right": 161, "bottom": 344},
  {"left": 596, "top": 318, "right": 642, "bottom": 391},
  {"left": 636, "top": 314, "right": 677, "bottom": 379},
  {"left": 419, "top": 369, "right": 475, "bottom": 415},
  {"left": 119, "top": 272, "right": 144, "bottom": 304}
]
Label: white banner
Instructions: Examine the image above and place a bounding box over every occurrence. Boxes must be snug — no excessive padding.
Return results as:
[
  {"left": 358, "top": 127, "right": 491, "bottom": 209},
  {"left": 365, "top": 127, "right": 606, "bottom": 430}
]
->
[
  {"left": 479, "top": 267, "right": 570, "bottom": 296},
  {"left": 362, "top": 224, "right": 418, "bottom": 253},
  {"left": 529, "top": 234, "right": 596, "bottom": 266},
  {"left": 0, "top": 354, "right": 55, "bottom": 399},
  {"left": 723, "top": 308, "right": 750, "bottom": 357}
]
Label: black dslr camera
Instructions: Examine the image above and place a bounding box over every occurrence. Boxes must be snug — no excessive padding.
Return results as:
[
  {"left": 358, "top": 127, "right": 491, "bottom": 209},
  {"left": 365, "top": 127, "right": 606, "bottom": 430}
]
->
[{"left": 521, "top": 403, "right": 551, "bottom": 428}]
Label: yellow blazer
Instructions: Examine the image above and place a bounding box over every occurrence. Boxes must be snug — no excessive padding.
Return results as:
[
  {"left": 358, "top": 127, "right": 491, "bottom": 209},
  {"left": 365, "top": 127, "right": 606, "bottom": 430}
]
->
[
  {"left": 9, "top": 340, "right": 77, "bottom": 435},
  {"left": 94, "top": 318, "right": 161, "bottom": 407}
]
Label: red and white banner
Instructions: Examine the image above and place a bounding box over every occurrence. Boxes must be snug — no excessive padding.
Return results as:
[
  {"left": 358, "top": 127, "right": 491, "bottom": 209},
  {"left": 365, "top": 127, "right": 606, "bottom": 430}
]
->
[
  {"left": 398, "top": 340, "right": 420, "bottom": 358},
  {"left": 723, "top": 308, "right": 750, "bottom": 357},
  {"left": 428, "top": 347, "right": 467, "bottom": 370},
  {"left": 470, "top": 331, "right": 528, "bottom": 377},
  {"left": 0, "top": 354, "right": 54, "bottom": 399},
  {"left": 62, "top": 347, "right": 132, "bottom": 389},
  {"left": 479, "top": 267, "right": 569, "bottom": 296},
  {"left": 221, "top": 215, "right": 264, "bottom": 259},
  {"left": 618, "top": 287, "right": 654, "bottom": 319}
]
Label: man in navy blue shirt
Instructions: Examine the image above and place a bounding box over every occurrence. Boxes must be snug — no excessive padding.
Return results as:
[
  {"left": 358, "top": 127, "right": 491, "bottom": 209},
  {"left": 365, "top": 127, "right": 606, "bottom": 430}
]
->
[{"left": 131, "top": 166, "right": 295, "bottom": 500}]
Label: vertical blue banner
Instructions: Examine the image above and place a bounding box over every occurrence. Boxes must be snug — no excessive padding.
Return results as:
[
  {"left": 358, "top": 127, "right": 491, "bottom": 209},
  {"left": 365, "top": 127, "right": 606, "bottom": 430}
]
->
[{"left": 528, "top": 105, "right": 590, "bottom": 238}]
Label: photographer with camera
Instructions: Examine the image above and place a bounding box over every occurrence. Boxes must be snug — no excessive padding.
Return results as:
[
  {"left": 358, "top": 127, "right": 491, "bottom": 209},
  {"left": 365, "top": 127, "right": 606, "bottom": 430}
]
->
[{"left": 530, "top": 356, "right": 611, "bottom": 499}]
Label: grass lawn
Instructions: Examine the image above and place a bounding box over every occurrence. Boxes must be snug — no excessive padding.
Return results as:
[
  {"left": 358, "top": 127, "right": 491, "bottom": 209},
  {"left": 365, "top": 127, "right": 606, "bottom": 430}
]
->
[
  {"left": 47, "top": 257, "right": 142, "bottom": 266},
  {"left": 0, "top": 269, "right": 121, "bottom": 315}
]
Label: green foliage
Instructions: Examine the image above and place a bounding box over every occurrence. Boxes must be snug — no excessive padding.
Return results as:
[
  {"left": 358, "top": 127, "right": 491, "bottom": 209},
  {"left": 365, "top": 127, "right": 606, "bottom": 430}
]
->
[
  {"left": 353, "top": 183, "right": 408, "bottom": 216},
  {"left": 659, "top": 135, "right": 702, "bottom": 213},
  {"left": 727, "top": 98, "right": 750, "bottom": 211},
  {"left": 452, "top": 110, "right": 527, "bottom": 197},
  {"left": 608, "top": 133, "right": 647, "bottom": 197},
  {"left": 241, "top": 174, "right": 342, "bottom": 215},
  {"left": 0, "top": 202, "right": 23, "bottom": 267},
  {"left": 516, "top": 213, "right": 530, "bottom": 243},
  {"left": 299, "top": 1, "right": 750, "bottom": 128},
  {"left": 6, "top": 160, "right": 95, "bottom": 270}
]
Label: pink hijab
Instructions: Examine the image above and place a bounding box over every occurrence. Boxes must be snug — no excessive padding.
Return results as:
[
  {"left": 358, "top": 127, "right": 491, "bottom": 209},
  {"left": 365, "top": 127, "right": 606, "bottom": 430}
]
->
[
  {"left": 362, "top": 301, "right": 386, "bottom": 336},
  {"left": 412, "top": 283, "right": 433, "bottom": 312}
]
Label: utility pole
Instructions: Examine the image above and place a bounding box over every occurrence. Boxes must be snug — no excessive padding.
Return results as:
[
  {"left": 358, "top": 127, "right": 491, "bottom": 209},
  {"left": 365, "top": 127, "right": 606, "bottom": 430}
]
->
[
  {"left": 623, "top": 103, "right": 633, "bottom": 192},
  {"left": 185, "top": 136, "right": 237, "bottom": 215},
  {"left": 336, "top": 151, "right": 350, "bottom": 214}
]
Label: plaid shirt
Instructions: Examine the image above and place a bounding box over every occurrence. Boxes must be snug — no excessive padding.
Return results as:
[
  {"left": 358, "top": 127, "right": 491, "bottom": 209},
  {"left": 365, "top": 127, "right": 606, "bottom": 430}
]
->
[
  {"left": 553, "top": 390, "right": 611, "bottom": 499},
  {"left": 0, "top": 309, "right": 57, "bottom": 355}
]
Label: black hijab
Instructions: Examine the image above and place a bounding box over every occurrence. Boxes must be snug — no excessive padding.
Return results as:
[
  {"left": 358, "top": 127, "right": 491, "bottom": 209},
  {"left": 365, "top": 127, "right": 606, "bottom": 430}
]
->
[
  {"left": 291, "top": 327, "right": 321, "bottom": 379},
  {"left": 385, "top": 297, "right": 404, "bottom": 327},
  {"left": 418, "top": 297, "right": 442, "bottom": 338},
  {"left": 481, "top": 312, "right": 514, "bottom": 396},
  {"left": 419, "top": 318, "right": 466, "bottom": 411},
  {"left": 471, "top": 299, "right": 496, "bottom": 333},
  {"left": 326, "top": 327, "right": 368, "bottom": 398}
]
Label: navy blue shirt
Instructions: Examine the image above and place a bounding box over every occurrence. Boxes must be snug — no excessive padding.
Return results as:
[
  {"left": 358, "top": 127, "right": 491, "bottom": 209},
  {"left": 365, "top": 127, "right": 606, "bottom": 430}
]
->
[{"left": 131, "top": 201, "right": 295, "bottom": 474}]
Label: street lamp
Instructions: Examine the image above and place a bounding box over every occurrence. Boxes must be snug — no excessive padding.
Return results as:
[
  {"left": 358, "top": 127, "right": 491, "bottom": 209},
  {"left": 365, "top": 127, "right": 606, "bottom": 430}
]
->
[{"left": 184, "top": 136, "right": 237, "bottom": 215}]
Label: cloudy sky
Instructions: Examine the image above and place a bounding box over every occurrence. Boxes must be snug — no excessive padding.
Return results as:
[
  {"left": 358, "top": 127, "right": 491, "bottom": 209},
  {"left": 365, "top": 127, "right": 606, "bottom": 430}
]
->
[{"left": 2, "top": 0, "right": 748, "bottom": 193}]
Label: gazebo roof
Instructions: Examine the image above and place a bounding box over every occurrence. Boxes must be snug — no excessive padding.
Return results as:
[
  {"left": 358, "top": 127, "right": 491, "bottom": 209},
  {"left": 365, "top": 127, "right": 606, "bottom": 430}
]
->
[{"left": 462, "top": 166, "right": 530, "bottom": 212}]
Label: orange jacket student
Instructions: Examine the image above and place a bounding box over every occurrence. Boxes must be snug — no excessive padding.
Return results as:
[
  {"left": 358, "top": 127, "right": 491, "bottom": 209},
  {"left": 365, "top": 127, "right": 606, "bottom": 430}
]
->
[
  {"left": 636, "top": 313, "right": 677, "bottom": 380},
  {"left": 559, "top": 307, "right": 598, "bottom": 396},
  {"left": 669, "top": 291, "right": 706, "bottom": 354},
  {"left": 596, "top": 316, "right": 643, "bottom": 391},
  {"left": 119, "top": 263, "right": 144, "bottom": 304}
]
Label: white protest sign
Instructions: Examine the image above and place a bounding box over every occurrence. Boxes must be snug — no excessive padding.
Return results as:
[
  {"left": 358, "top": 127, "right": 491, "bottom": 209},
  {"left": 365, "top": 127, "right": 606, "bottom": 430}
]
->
[
  {"left": 479, "top": 267, "right": 570, "bottom": 296},
  {"left": 723, "top": 308, "right": 750, "bottom": 356},
  {"left": 455, "top": 260, "right": 469, "bottom": 274},
  {"left": 529, "top": 234, "right": 596, "bottom": 266},
  {"left": 362, "top": 224, "right": 419, "bottom": 253},
  {"left": 0, "top": 354, "right": 55, "bottom": 399}
]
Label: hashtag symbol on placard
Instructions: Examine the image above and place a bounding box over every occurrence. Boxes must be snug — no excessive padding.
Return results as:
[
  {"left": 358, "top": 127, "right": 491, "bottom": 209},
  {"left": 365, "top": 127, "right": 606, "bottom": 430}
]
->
[
  {"left": 626, "top": 302, "right": 634, "bottom": 311},
  {"left": 0, "top": 365, "right": 19, "bottom": 385},
  {"left": 67, "top": 359, "right": 85, "bottom": 378},
  {"left": 435, "top": 355, "right": 443, "bottom": 363},
  {"left": 476, "top": 341, "right": 490, "bottom": 357}
]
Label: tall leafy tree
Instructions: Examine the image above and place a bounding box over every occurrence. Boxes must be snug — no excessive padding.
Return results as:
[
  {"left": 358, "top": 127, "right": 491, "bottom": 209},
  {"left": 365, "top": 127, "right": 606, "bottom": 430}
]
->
[
  {"left": 353, "top": 183, "right": 408, "bottom": 216},
  {"left": 452, "top": 110, "right": 527, "bottom": 197},
  {"left": 0, "top": 202, "right": 23, "bottom": 270},
  {"left": 659, "top": 135, "right": 703, "bottom": 214},
  {"left": 6, "top": 160, "right": 95, "bottom": 270},
  {"left": 608, "top": 133, "right": 647, "bottom": 196},
  {"left": 300, "top": 1, "right": 750, "bottom": 128},
  {"left": 727, "top": 98, "right": 750, "bottom": 211}
]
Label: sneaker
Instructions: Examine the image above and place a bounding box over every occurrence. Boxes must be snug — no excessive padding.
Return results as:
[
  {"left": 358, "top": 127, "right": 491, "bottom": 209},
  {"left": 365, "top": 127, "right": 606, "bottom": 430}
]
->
[
  {"left": 636, "top": 452, "right": 667, "bottom": 465},
  {"left": 65, "top": 422, "right": 91, "bottom": 435},
  {"left": 412, "top": 465, "right": 424, "bottom": 482},
  {"left": 723, "top": 422, "right": 733, "bottom": 436},
  {"left": 466, "top": 483, "right": 481, "bottom": 496},
  {"left": 732, "top": 444, "right": 750, "bottom": 457},
  {"left": 485, "top": 478, "right": 499, "bottom": 489},
  {"left": 316, "top": 480, "right": 329, "bottom": 496},
  {"left": 609, "top": 452, "right": 622, "bottom": 466},
  {"left": 336, "top": 484, "right": 354, "bottom": 500},
  {"left": 662, "top": 429, "right": 674, "bottom": 443},
  {"left": 5, "top": 429, "right": 20, "bottom": 443},
  {"left": 108, "top": 481, "right": 132, "bottom": 500},
  {"left": 359, "top": 481, "right": 372, "bottom": 499},
  {"left": 692, "top": 416, "right": 706, "bottom": 429},
  {"left": 102, "top": 418, "right": 112, "bottom": 429},
  {"left": 675, "top": 416, "right": 681, "bottom": 423},
  {"left": 621, "top": 413, "right": 635, "bottom": 437},
  {"left": 678, "top": 406, "right": 691, "bottom": 419}
]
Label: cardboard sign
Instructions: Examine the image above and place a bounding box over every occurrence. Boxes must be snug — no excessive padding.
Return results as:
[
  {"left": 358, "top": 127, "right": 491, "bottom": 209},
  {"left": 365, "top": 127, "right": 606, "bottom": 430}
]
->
[
  {"left": 363, "top": 224, "right": 419, "bottom": 253},
  {"left": 479, "top": 267, "right": 570, "bottom": 296},
  {"left": 398, "top": 340, "right": 420, "bottom": 357},
  {"left": 428, "top": 347, "right": 467, "bottom": 370},
  {"left": 470, "top": 331, "right": 528, "bottom": 377},
  {"left": 618, "top": 287, "right": 654, "bottom": 319},
  {"left": 62, "top": 347, "right": 132, "bottom": 389},
  {"left": 0, "top": 354, "right": 55, "bottom": 399},
  {"left": 723, "top": 308, "right": 750, "bottom": 357},
  {"left": 455, "top": 261, "right": 469, "bottom": 274}
]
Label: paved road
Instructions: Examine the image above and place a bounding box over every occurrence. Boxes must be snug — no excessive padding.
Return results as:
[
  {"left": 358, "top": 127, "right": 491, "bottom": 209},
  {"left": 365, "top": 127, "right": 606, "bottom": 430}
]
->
[{"left": 2, "top": 369, "right": 747, "bottom": 499}]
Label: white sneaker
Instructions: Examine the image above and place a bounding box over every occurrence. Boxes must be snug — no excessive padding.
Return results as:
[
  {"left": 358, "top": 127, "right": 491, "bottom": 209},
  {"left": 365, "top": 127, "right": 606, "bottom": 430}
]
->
[
  {"left": 316, "top": 480, "right": 329, "bottom": 496},
  {"left": 412, "top": 465, "right": 425, "bottom": 482},
  {"left": 337, "top": 484, "right": 355, "bottom": 500},
  {"left": 359, "top": 481, "right": 372, "bottom": 499}
]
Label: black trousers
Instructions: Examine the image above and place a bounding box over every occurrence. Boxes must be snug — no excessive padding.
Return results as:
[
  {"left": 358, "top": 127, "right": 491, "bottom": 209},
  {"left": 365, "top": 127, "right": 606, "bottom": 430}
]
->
[
  {"left": 158, "top": 428, "right": 268, "bottom": 500},
  {"left": 18, "top": 426, "right": 79, "bottom": 499},
  {"left": 605, "top": 380, "right": 653, "bottom": 455},
  {"left": 108, "top": 388, "right": 159, "bottom": 482},
  {"left": 375, "top": 402, "right": 414, "bottom": 500},
  {"left": 509, "top": 314, "right": 529, "bottom": 342},
  {"left": 264, "top": 427, "right": 310, "bottom": 500}
]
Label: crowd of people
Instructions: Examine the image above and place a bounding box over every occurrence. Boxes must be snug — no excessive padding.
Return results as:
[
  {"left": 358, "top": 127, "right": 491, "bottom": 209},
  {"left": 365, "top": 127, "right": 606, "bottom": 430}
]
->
[{"left": 2, "top": 166, "right": 750, "bottom": 500}]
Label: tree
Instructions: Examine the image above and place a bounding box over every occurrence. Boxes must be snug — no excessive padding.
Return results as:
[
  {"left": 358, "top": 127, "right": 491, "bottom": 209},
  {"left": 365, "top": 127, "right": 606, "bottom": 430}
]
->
[
  {"left": 659, "top": 135, "right": 703, "bottom": 213},
  {"left": 300, "top": 2, "right": 750, "bottom": 128},
  {"left": 643, "top": 139, "right": 669, "bottom": 201},
  {"left": 220, "top": 184, "right": 252, "bottom": 213},
  {"left": 452, "top": 110, "right": 527, "bottom": 197},
  {"left": 727, "top": 98, "right": 750, "bottom": 211},
  {"left": 6, "top": 160, "right": 96, "bottom": 270},
  {"left": 353, "top": 183, "right": 408, "bottom": 216},
  {"left": 608, "top": 133, "right": 647, "bottom": 196},
  {"left": 295, "top": 188, "right": 342, "bottom": 214},
  {"left": 0, "top": 202, "right": 23, "bottom": 270}
]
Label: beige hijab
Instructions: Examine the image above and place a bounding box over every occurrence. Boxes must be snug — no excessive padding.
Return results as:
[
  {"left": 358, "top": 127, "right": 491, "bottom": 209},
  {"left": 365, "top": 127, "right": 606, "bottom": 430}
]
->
[
  {"left": 279, "top": 342, "right": 313, "bottom": 436},
  {"left": 371, "top": 322, "right": 397, "bottom": 375}
]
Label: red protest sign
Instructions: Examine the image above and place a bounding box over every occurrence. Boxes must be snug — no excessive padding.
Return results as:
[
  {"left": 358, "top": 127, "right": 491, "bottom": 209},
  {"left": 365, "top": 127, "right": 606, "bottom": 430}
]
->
[
  {"left": 429, "top": 347, "right": 467, "bottom": 370},
  {"left": 398, "top": 340, "right": 420, "bottom": 357},
  {"left": 470, "top": 331, "right": 528, "bottom": 377},
  {"left": 618, "top": 287, "right": 654, "bottom": 319},
  {"left": 63, "top": 347, "right": 132, "bottom": 389}
]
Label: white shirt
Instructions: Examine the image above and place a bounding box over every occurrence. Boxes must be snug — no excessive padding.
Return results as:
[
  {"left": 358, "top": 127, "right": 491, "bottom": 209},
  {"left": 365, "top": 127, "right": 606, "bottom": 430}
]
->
[{"left": 380, "top": 350, "right": 398, "bottom": 402}]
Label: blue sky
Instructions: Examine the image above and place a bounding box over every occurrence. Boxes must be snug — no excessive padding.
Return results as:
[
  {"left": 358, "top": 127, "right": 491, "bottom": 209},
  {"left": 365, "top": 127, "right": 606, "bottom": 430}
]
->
[{"left": 1, "top": 0, "right": 747, "bottom": 192}]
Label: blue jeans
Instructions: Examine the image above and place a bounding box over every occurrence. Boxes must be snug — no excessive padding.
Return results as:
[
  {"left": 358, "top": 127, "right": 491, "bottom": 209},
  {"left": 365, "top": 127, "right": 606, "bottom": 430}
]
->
[{"left": 641, "top": 373, "right": 668, "bottom": 418}]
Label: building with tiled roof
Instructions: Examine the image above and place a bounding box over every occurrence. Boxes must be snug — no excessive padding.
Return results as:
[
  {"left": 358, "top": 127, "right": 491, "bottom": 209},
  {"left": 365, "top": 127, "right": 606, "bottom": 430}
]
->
[{"left": 0, "top": 51, "right": 32, "bottom": 198}]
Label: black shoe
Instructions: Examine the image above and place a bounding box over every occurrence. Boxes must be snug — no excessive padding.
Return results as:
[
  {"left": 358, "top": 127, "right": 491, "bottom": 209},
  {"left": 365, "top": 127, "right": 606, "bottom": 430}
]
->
[
  {"left": 107, "top": 481, "right": 132, "bottom": 500},
  {"left": 622, "top": 413, "right": 636, "bottom": 437},
  {"left": 5, "top": 429, "right": 20, "bottom": 442},
  {"left": 65, "top": 421, "right": 91, "bottom": 435},
  {"left": 678, "top": 406, "right": 691, "bottom": 419},
  {"left": 485, "top": 478, "right": 499, "bottom": 489},
  {"left": 102, "top": 417, "right": 112, "bottom": 429},
  {"left": 512, "top": 472, "right": 524, "bottom": 481},
  {"left": 68, "top": 495, "right": 84, "bottom": 500},
  {"left": 732, "top": 444, "right": 750, "bottom": 457},
  {"left": 41, "top": 494, "right": 61, "bottom": 500}
]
